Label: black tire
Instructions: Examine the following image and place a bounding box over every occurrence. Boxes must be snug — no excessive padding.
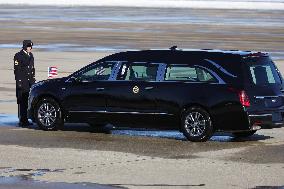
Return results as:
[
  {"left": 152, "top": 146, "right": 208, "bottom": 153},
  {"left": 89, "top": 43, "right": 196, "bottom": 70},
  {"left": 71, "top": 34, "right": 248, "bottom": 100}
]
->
[
  {"left": 232, "top": 130, "right": 256, "bottom": 138},
  {"left": 181, "top": 106, "right": 213, "bottom": 142},
  {"left": 34, "top": 97, "right": 63, "bottom": 131}
]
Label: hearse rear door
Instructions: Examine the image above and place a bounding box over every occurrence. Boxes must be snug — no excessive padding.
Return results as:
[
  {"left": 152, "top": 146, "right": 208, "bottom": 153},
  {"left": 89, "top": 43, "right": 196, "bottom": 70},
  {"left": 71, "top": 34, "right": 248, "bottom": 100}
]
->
[{"left": 105, "top": 62, "right": 163, "bottom": 127}]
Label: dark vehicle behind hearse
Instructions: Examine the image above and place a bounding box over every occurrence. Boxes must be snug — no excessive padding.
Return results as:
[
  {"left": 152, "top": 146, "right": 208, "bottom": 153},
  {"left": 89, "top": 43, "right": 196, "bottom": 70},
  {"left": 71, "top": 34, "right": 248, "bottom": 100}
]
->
[{"left": 28, "top": 48, "right": 284, "bottom": 142}]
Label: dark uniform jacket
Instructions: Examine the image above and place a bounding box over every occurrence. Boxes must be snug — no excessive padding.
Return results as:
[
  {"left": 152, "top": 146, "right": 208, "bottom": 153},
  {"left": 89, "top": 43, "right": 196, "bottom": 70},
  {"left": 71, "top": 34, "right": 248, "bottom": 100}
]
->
[{"left": 14, "top": 50, "right": 36, "bottom": 95}]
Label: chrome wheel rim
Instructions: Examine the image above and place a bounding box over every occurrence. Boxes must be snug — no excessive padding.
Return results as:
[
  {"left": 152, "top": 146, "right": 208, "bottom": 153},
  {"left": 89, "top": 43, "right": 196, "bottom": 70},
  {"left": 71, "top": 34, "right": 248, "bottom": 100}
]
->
[
  {"left": 37, "top": 102, "right": 57, "bottom": 127},
  {"left": 185, "top": 111, "right": 206, "bottom": 137}
]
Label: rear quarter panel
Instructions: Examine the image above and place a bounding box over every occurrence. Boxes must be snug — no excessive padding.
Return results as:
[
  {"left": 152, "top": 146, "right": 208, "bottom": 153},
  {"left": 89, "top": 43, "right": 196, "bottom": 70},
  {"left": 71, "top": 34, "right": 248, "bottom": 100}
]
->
[{"left": 155, "top": 82, "right": 250, "bottom": 131}]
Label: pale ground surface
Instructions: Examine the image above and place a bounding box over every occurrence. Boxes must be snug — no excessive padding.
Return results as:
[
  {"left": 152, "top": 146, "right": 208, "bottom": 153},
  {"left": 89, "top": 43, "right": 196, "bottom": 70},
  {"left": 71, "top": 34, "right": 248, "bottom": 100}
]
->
[
  {"left": 0, "top": 125, "right": 283, "bottom": 189},
  {"left": 0, "top": 142, "right": 283, "bottom": 189}
]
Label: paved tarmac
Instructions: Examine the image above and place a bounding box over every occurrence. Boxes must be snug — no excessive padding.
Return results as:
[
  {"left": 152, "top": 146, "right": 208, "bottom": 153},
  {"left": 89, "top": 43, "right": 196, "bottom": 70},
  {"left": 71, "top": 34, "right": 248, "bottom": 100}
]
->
[{"left": 0, "top": 114, "right": 284, "bottom": 188}]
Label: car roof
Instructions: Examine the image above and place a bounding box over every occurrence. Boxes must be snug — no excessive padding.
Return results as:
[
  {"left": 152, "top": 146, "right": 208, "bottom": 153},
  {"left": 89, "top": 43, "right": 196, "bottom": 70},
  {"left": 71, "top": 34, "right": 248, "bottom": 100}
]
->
[{"left": 100, "top": 48, "right": 267, "bottom": 63}]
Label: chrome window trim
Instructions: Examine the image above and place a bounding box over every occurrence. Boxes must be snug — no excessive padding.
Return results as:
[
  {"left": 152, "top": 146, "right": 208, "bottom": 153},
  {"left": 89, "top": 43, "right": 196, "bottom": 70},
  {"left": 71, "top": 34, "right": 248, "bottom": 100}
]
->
[
  {"left": 204, "top": 59, "right": 237, "bottom": 78},
  {"left": 248, "top": 114, "right": 272, "bottom": 117}
]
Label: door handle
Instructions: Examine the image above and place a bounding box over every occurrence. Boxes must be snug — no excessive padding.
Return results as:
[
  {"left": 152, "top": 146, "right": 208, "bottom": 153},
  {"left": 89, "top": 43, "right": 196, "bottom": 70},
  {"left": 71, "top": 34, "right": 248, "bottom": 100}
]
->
[
  {"left": 96, "top": 87, "right": 105, "bottom": 91},
  {"left": 145, "top": 86, "right": 154, "bottom": 90}
]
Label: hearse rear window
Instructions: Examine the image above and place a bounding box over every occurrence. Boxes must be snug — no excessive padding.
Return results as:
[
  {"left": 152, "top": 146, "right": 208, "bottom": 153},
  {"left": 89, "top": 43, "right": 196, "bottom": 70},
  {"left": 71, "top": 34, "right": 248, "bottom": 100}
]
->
[
  {"left": 245, "top": 57, "right": 282, "bottom": 85},
  {"left": 165, "top": 64, "right": 217, "bottom": 82}
]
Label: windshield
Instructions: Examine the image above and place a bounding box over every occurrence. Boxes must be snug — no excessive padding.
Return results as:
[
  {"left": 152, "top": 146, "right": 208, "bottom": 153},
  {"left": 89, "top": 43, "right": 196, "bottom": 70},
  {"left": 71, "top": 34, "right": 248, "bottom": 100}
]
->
[{"left": 245, "top": 56, "right": 282, "bottom": 86}]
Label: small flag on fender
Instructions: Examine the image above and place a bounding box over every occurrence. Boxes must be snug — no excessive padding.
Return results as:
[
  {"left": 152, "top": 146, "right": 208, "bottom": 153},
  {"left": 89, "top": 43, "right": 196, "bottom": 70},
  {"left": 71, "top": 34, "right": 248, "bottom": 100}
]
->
[{"left": 48, "top": 66, "right": 58, "bottom": 78}]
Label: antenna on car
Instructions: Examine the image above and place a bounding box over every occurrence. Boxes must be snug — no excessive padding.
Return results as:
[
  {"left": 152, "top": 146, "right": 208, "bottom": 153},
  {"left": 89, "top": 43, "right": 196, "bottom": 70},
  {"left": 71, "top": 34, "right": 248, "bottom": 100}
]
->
[{"left": 170, "top": 46, "right": 178, "bottom": 51}]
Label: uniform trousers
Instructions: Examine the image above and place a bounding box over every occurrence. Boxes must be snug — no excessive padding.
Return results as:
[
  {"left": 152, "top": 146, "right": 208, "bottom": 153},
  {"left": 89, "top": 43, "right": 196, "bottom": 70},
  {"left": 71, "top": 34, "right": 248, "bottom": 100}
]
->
[{"left": 17, "top": 91, "right": 29, "bottom": 123}]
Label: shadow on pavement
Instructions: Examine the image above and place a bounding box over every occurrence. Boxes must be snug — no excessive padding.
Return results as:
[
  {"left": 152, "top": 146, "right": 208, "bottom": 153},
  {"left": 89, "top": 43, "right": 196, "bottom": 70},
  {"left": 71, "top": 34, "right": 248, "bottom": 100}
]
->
[{"left": 0, "top": 113, "right": 272, "bottom": 142}]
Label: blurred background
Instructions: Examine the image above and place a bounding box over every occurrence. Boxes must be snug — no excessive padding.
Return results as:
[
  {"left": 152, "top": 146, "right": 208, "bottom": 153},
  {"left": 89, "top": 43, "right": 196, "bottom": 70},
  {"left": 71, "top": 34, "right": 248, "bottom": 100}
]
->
[{"left": 0, "top": 0, "right": 283, "bottom": 57}]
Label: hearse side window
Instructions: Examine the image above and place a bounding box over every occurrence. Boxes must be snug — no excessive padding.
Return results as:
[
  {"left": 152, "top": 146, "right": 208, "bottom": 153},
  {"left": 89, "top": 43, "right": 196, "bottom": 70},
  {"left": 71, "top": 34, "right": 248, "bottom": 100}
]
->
[
  {"left": 122, "top": 62, "right": 159, "bottom": 81},
  {"left": 165, "top": 64, "right": 217, "bottom": 82},
  {"left": 77, "top": 62, "right": 115, "bottom": 82}
]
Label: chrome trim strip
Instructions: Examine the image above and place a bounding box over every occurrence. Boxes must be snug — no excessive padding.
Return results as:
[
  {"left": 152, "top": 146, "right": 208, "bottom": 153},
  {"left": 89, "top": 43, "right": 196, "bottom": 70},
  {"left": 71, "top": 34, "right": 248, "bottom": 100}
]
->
[
  {"left": 158, "top": 81, "right": 222, "bottom": 85},
  {"left": 69, "top": 110, "right": 173, "bottom": 116},
  {"left": 70, "top": 111, "right": 106, "bottom": 113},
  {"left": 249, "top": 114, "right": 272, "bottom": 117},
  {"left": 204, "top": 59, "right": 237, "bottom": 78},
  {"left": 255, "top": 95, "right": 284, "bottom": 99}
]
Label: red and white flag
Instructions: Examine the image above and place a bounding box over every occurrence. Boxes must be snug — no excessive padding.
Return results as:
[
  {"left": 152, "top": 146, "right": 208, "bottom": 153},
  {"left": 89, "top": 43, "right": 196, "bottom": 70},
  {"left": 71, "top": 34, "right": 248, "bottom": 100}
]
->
[{"left": 48, "top": 66, "right": 58, "bottom": 78}]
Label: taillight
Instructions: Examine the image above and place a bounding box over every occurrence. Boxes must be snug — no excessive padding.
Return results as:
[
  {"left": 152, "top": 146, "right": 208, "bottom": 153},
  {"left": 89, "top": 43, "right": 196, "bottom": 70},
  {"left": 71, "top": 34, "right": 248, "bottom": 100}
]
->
[
  {"left": 238, "top": 90, "right": 250, "bottom": 107},
  {"left": 227, "top": 88, "right": 251, "bottom": 107}
]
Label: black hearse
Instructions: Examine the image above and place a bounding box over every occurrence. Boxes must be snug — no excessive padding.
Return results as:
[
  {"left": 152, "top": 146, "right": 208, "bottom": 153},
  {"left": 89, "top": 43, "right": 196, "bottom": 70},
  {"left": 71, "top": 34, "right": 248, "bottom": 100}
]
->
[{"left": 28, "top": 48, "right": 284, "bottom": 142}]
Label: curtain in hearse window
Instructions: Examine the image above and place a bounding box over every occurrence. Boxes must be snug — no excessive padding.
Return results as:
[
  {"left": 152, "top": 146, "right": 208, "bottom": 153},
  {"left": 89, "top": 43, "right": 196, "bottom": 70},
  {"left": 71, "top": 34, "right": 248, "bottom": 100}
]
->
[
  {"left": 165, "top": 64, "right": 217, "bottom": 82},
  {"left": 123, "top": 62, "right": 159, "bottom": 81}
]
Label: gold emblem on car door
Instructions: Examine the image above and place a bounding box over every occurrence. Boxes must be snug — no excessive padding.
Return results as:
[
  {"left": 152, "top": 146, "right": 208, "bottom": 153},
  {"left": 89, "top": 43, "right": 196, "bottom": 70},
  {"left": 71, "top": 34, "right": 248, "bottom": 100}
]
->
[{"left": 133, "top": 86, "right": 139, "bottom": 94}]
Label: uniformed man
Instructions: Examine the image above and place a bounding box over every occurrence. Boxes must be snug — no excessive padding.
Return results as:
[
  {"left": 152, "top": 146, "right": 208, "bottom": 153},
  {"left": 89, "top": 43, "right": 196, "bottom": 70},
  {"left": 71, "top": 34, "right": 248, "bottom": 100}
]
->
[{"left": 14, "top": 40, "right": 36, "bottom": 127}]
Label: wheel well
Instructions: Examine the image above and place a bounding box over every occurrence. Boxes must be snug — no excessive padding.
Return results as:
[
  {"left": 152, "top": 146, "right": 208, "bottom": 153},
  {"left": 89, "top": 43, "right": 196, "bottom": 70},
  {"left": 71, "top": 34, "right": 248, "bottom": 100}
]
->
[{"left": 179, "top": 103, "right": 216, "bottom": 130}]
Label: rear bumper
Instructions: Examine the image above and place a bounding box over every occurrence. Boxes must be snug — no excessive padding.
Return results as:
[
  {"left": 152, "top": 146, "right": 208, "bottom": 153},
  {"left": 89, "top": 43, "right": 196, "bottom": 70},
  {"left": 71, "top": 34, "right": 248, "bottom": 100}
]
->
[{"left": 248, "top": 112, "right": 284, "bottom": 129}]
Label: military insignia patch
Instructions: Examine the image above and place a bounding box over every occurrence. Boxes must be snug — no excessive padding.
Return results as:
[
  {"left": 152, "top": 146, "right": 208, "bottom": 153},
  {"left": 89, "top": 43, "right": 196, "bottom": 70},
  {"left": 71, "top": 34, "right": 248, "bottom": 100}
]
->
[{"left": 14, "top": 60, "right": 19, "bottom": 65}]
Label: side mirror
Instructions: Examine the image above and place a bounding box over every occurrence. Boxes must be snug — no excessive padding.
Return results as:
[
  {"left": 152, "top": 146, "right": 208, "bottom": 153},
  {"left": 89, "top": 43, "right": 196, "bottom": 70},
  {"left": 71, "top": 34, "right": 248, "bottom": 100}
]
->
[{"left": 67, "top": 76, "right": 81, "bottom": 83}]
